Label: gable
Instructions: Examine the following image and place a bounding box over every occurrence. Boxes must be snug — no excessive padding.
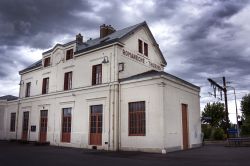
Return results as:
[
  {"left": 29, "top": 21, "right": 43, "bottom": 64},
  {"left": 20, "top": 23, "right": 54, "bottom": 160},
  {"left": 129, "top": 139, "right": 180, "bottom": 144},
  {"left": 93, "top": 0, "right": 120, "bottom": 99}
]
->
[{"left": 121, "top": 25, "right": 167, "bottom": 68}]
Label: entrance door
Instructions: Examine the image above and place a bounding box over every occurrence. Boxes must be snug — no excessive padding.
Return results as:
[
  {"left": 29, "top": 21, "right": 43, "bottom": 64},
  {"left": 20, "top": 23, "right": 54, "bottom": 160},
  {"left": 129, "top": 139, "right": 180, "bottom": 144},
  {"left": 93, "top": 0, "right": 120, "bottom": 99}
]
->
[
  {"left": 22, "top": 111, "right": 29, "bottom": 140},
  {"left": 89, "top": 105, "right": 103, "bottom": 145},
  {"left": 40, "top": 110, "right": 48, "bottom": 142},
  {"left": 182, "top": 104, "right": 189, "bottom": 150},
  {"left": 61, "top": 108, "right": 72, "bottom": 142}
]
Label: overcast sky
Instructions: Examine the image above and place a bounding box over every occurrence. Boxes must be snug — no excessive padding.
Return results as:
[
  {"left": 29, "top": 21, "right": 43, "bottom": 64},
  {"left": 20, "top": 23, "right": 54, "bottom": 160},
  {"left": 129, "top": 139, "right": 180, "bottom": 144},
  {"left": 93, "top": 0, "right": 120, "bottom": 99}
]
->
[{"left": 0, "top": 0, "right": 249, "bottom": 123}]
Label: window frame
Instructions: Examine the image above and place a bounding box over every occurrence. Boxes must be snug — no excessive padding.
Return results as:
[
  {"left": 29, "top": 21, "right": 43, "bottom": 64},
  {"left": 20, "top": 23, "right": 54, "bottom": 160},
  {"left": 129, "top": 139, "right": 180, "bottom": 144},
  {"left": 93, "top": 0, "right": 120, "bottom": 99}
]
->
[
  {"left": 64, "top": 72, "right": 72, "bottom": 90},
  {"left": 25, "top": 82, "right": 31, "bottom": 97},
  {"left": 138, "top": 39, "right": 143, "bottom": 54},
  {"left": 42, "top": 77, "right": 49, "bottom": 94},
  {"left": 144, "top": 42, "right": 148, "bottom": 57},
  {"left": 62, "top": 108, "right": 72, "bottom": 133},
  {"left": 92, "top": 64, "right": 102, "bottom": 85},
  {"left": 128, "top": 101, "right": 146, "bottom": 136},
  {"left": 43, "top": 57, "right": 51, "bottom": 67},
  {"left": 66, "top": 49, "right": 74, "bottom": 60},
  {"left": 10, "top": 113, "right": 16, "bottom": 132}
]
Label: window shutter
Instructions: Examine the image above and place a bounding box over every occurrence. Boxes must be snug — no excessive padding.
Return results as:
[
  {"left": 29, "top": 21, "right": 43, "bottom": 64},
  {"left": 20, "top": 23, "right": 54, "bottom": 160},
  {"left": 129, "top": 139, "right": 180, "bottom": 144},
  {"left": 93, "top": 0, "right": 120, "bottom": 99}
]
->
[
  {"left": 144, "top": 43, "right": 148, "bottom": 56},
  {"left": 64, "top": 73, "right": 68, "bottom": 90},
  {"left": 92, "top": 65, "right": 96, "bottom": 85},
  {"left": 42, "top": 78, "right": 46, "bottom": 94}
]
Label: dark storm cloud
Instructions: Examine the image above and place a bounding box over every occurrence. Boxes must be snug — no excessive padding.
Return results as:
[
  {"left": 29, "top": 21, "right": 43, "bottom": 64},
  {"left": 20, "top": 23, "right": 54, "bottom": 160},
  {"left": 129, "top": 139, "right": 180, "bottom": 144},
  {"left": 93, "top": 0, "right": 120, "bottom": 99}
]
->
[
  {"left": 182, "top": 0, "right": 245, "bottom": 41},
  {"left": 0, "top": 0, "right": 97, "bottom": 49},
  {"left": 164, "top": 0, "right": 250, "bottom": 93}
]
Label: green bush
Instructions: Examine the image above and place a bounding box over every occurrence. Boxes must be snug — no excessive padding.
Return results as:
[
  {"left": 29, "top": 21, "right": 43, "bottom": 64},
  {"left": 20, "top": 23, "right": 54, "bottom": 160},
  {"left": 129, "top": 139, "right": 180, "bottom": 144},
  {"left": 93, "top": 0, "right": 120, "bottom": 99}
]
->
[
  {"left": 241, "top": 124, "right": 250, "bottom": 136},
  {"left": 202, "top": 124, "right": 212, "bottom": 139},
  {"left": 213, "top": 128, "right": 225, "bottom": 140}
]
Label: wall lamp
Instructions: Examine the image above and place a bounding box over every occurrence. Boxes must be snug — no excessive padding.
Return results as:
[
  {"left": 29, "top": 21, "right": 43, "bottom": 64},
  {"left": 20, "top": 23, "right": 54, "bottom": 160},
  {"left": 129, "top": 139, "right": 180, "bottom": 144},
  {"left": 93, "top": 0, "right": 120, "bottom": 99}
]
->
[{"left": 102, "top": 56, "right": 109, "bottom": 64}]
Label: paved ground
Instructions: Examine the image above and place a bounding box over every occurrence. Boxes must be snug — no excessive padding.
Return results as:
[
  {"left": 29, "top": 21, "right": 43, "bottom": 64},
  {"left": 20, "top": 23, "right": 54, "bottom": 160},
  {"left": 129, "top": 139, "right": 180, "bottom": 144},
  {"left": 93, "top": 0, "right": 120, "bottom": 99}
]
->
[{"left": 0, "top": 141, "right": 249, "bottom": 166}]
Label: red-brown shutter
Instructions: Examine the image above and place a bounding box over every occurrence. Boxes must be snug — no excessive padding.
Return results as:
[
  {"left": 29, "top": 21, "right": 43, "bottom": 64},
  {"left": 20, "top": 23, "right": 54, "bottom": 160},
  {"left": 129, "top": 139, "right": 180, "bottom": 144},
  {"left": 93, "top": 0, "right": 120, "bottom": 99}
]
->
[
  {"left": 144, "top": 43, "right": 148, "bottom": 56},
  {"left": 42, "top": 78, "right": 46, "bottom": 94},
  {"left": 64, "top": 73, "right": 68, "bottom": 90},
  {"left": 138, "top": 39, "right": 143, "bottom": 53},
  {"left": 92, "top": 65, "right": 96, "bottom": 85}
]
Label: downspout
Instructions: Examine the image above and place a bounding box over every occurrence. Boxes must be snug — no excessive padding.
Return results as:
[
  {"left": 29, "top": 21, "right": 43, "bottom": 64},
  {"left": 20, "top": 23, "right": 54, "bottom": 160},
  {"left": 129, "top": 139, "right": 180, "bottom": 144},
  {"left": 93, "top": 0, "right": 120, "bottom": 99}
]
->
[
  {"left": 114, "top": 44, "right": 120, "bottom": 151},
  {"left": 161, "top": 79, "right": 167, "bottom": 153},
  {"left": 108, "top": 52, "right": 112, "bottom": 151},
  {"left": 16, "top": 78, "right": 23, "bottom": 140},
  {"left": 118, "top": 80, "right": 121, "bottom": 151}
]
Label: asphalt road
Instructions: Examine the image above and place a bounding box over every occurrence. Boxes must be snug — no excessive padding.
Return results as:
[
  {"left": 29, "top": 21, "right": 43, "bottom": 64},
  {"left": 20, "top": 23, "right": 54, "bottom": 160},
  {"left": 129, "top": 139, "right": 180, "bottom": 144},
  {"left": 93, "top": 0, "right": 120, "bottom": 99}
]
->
[{"left": 0, "top": 141, "right": 249, "bottom": 166}]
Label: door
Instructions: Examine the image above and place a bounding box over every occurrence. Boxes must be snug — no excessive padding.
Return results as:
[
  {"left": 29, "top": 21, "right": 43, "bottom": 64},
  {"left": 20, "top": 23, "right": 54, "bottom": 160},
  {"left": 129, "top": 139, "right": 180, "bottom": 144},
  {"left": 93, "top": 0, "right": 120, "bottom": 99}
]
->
[
  {"left": 89, "top": 105, "right": 103, "bottom": 145},
  {"left": 182, "top": 104, "right": 189, "bottom": 150},
  {"left": 22, "top": 111, "right": 29, "bottom": 140},
  {"left": 40, "top": 110, "right": 48, "bottom": 142},
  {"left": 61, "top": 108, "right": 71, "bottom": 142}
]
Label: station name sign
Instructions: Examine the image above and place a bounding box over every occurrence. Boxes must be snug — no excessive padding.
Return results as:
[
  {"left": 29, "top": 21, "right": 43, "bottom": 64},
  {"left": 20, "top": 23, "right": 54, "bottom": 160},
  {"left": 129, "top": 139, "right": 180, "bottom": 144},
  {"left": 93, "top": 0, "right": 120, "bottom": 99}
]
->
[{"left": 122, "top": 49, "right": 162, "bottom": 71}]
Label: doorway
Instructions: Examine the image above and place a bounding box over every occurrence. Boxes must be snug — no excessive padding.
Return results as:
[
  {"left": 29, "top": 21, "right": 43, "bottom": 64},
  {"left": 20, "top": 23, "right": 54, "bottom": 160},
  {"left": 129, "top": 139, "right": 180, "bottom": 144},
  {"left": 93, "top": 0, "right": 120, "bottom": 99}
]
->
[
  {"left": 182, "top": 104, "right": 189, "bottom": 150},
  {"left": 39, "top": 110, "right": 48, "bottom": 142},
  {"left": 22, "top": 111, "right": 29, "bottom": 140},
  {"left": 89, "top": 105, "right": 103, "bottom": 145}
]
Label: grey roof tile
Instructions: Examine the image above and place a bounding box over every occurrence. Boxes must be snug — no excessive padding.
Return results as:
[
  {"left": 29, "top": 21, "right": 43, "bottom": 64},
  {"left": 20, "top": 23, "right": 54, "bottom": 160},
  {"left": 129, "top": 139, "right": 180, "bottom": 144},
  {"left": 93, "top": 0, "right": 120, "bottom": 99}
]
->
[
  {"left": 0, "top": 95, "right": 18, "bottom": 101},
  {"left": 19, "top": 59, "right": 42, "bottom": 74}
]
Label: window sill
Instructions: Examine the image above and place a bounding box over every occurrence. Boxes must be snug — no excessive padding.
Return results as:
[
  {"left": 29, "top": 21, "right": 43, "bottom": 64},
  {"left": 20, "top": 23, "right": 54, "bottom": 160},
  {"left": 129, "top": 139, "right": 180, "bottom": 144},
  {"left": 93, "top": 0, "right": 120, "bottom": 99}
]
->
[{"left": 128, "top": 134, "right": 146, "bottom": 136}]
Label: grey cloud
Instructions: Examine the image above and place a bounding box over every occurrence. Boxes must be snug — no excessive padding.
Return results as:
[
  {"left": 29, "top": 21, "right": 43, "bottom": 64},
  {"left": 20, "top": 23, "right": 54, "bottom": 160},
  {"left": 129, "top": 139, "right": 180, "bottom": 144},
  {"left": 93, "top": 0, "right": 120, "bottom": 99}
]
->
[
  {"left": 0, "top": 0, "right": 97, "bottom": 49},
  {"left": 182, "top": 0, "right": 245, "bottom": 41}
]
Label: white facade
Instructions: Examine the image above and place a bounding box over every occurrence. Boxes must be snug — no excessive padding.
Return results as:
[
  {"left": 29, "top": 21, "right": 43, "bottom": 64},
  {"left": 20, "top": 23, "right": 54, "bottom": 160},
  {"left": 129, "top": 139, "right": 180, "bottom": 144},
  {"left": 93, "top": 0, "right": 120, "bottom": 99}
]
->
[{"left": 0, "top": 22, "right": 201, "bottom": 153}]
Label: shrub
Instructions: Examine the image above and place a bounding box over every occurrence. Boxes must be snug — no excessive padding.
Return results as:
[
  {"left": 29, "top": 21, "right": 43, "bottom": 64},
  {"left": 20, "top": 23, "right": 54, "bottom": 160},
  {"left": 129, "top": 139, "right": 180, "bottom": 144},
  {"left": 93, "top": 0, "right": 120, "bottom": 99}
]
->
[
  {"left": 213, "top": 128, "right": 225, "bottom": 140},
  {"left": 202, "top": 124, "right": 212, "bottom": 139}
]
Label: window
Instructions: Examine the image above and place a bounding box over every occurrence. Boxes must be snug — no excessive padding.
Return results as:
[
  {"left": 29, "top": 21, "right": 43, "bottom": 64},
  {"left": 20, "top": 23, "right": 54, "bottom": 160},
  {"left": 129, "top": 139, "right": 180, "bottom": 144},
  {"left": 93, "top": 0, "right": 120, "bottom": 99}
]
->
[
  {"left": 144, "top": 43, "right": 148, "bottom": 56},
  {"left": 42, "top": 77, "right": 49, "bottom": 94},
  {"left": 66, "top": 49, "right": 73, "bottom": 60},
  {"left": 10, "top": 113, "right": 16, "bottom": 132},
  {"left": 138, "top": 39, "right": 148, "bottom": 56},
  {"left": 92, "top": 64, "right": 102, "bottom": 85},
  {"left": 128, "top": 101, "right": 146, "bottom": 136},
  {"left": 44, "top": 57, "right": 51, "bottom": 67},
  {"left": 61, "top": 108, "right": 71, "bottom": 142},
  {"left": 64, "top": 72, "right": 72, "bottom": 90},
  {"left": 25, "top": 82, "right": 31, "bottom": 97},
  {"left": 138, "top": 39, "right": 143, "bottom": 54}
]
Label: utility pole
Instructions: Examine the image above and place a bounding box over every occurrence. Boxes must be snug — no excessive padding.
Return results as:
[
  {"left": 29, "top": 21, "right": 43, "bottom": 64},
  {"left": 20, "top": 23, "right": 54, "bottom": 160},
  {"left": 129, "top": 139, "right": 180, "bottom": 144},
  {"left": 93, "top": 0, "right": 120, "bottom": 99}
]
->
[
  {"left": 222, "top": 77, "right": 230, "bottom": 136},
  {"left": 208, "top": 77, "right": 230, "bottom": 138}
]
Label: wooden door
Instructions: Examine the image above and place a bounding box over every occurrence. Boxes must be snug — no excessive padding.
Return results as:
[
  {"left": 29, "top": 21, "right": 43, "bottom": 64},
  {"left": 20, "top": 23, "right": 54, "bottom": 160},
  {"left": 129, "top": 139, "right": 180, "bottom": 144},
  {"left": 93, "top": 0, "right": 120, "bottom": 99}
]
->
[
  {"left": 61, "top": 108, "right": 72, "bottom": 142},
  {"left": 89, "top": 105, "right": 103, "bottom": 145},
  {"left": 40, "top": 110, "right": 48, "bottom": 142},
  {"left": 182, "top": 104, "right": 189, "bottom": 150},
  {"left": 22, "top": 111, "right": 29, "bottom": 140}
]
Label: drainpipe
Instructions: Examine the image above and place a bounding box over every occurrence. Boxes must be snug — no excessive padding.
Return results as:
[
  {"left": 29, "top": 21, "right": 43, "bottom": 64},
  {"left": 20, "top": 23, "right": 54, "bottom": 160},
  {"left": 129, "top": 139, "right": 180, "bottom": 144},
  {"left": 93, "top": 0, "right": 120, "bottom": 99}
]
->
[
  {"left": 108, "top": 53, "right": 112, "bottom": 151},
  {"left": 118, "top": 80, "right": 121, "bottom": 151},
  {"left": 16, "top": 79, "right": 23, "bottom": 140}
]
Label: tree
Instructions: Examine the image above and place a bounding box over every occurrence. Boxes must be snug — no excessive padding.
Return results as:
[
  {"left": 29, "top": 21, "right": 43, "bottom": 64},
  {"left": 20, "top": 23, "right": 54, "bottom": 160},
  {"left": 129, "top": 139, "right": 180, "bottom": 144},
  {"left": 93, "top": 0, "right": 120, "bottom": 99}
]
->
[
  {"left": 241, "top": 93, "right": 250, "bottom": 135},
  {"left": 202, "top": 102, "right": 227, "bottom": 131}
]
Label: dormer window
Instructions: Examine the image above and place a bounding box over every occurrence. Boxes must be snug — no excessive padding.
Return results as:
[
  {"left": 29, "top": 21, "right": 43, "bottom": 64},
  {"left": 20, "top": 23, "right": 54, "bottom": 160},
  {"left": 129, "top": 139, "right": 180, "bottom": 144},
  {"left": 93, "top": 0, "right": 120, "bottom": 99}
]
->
[
  {"left": 66, "top": 49, "right": 73, "bottom": 60},
  {"left": 44, "top": 57, "right": 51, "bottom": 67}
]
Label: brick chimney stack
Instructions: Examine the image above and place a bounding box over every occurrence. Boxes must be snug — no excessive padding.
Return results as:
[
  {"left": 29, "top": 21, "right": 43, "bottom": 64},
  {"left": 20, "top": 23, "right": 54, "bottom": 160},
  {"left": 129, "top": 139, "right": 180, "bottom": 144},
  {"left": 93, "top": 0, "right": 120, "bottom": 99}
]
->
[
  {"left": 100, "top": 24, "right": 116, "bottom": 38},
  {"left": 76, "top": 33, "right": 83, "bottom": 44}
]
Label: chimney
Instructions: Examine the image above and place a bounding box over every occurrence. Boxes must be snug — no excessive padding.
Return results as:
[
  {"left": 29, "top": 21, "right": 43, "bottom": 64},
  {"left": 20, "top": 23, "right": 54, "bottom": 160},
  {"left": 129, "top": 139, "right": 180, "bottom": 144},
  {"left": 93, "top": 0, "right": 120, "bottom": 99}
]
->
[
  {"left": 76, "top": 33, "right": 83, "bottom": 44},
  {"left": 100, "top": 24, "right": 116, "bottom": 38}
]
